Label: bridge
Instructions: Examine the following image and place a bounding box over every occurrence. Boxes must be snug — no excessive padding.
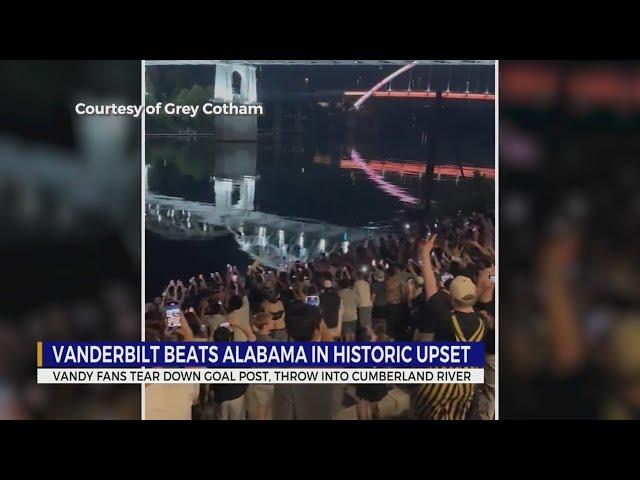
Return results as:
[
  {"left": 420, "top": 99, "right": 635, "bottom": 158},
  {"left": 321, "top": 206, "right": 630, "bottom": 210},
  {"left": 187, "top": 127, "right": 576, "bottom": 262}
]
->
[
  {"left": 146, "top": 59, "right": 495, "bottom": 218},
  {"left": 344, "top": 90, "right": 495, "bottom": 101},
  {"left": 145, "top": 60, "right": 495, "bottom": 66},
  {"left": 146, "top": 193, "right": 370, "bottom": 267},
  {"left": 145, "top": 60, "right": 495, "bottom": 138}
]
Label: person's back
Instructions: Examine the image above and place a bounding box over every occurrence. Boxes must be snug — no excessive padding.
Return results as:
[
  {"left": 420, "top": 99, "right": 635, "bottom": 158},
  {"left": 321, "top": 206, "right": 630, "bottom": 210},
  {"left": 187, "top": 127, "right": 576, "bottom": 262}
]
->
[
  {"left": 227, "top": 295, "right": 251, "bottom": 342},
  {"left": 279, "top": 285, "right": 296, "bottom": 308},
  {"left": 434, "top": 308, "right": 484, "bottom": 343},
  {"left": 354, "top": 278, "right": 372, "bottom": 307},
  {"left": 145, "top": 383, "right": 198, "bottom": 420},
  {"left": 385, "top": 272, "right": 402, "bottom": 305},
  {"left": 415, "top": 309, "right": 485, "bottom": 420},
  {"left": 272, "top": 302, "right": 343, "bottom": 420},
  {"left": 319, "top": 282, "right": 341, "bottom": 329},
  {"left": 371, "top": 271, "right": 388, "bottom": 329},
  {"left": 338, "top": 282, "right": 359, "bottom": 341},
  {"left": 338, "top": 287, "right": 358, "bottom": 322},
  {"left": 201, "top": 299, "right": 225, "bottom": 339},
  {"left": 371, "top": 279, "right": 387, "bottom": 307},
  {"left": 354, "top": 277, "right": 373, "bottom": 331},
  {"left": 274, "top": 383, "right": 343, "bottom": 420},
  {"left": 385, "top": 269, "right": 405, "bottom": 338},
  {"left": 414, "top": 274, "right": 485, "bottom": 420},
  {"left": 211, "top": 325, "right": 250, "bottom": 419},
  {"left": 144, "top": 310, "right": 200, "bottom": 419},
  {"left": 261, "top": 293, "right": 287, "bottom": 341},
  {"left": 414, "top": 281, "right": 450, "bottom": 341}
]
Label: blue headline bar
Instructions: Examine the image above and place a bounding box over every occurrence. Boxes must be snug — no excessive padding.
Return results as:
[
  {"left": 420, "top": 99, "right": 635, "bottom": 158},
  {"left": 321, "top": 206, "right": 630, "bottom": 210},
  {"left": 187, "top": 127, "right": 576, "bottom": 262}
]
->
[{"left": 40, "top": 341, "right": 485, "bottom": 368}]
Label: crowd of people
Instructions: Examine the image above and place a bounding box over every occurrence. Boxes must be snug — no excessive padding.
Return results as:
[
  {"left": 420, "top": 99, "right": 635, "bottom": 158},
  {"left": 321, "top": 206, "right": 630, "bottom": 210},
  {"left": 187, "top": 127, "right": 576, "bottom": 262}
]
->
[
  {"left": 145, "top": 211, "right": 495, "bottom": 420},
  {"left": 2, "top": 282, "right": 140, "bottom": 419}
]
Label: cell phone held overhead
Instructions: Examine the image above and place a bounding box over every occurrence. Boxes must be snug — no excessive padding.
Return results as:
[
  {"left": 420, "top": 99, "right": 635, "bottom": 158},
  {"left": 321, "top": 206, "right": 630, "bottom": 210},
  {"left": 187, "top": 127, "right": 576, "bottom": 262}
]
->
[
  {"left": 305, "top": 295, "right": 320, "bottom": 307},
  {"left": 165, "top": 302, "right": 181, "bottom": 328}
]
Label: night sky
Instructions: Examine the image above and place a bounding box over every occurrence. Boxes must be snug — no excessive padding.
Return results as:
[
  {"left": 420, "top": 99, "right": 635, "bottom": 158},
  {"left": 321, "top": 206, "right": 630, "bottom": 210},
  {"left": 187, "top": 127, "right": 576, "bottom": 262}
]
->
[{"left": 146, "top": 63, "right": 495, "bottom": 99}]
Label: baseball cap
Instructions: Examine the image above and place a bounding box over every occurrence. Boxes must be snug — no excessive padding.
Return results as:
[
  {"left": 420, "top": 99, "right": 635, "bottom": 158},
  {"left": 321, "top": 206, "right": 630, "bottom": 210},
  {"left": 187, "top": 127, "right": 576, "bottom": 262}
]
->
[{"left": 449, "top": 276, "right": 477, "bottom": 306}]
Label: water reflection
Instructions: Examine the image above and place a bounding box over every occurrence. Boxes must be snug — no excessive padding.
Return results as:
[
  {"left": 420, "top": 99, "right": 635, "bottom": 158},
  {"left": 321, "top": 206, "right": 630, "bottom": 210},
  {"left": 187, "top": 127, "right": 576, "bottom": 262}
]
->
[
  {"left": 213, "top": 176, "right": 256, "bottom": 211},
  {"left": 145, "top": 136, "right": 494, "bottom": 299},
  {"left": 350, "top": 149, "right": 420, "bottom": 205},
  {"left": 145, "top": 138, "right": 372, "bottom": 288}
]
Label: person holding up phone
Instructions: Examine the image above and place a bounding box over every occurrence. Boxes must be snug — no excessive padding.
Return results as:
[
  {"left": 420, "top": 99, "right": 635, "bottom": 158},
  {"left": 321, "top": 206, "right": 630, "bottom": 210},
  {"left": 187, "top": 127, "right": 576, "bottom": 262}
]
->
[
  {"left": 165, "top": 301, "right": 182, "bottom": 330},
  {"left": 210, "top": 319, "right": 255, "bottom": 420},
  {"left": 184, "top": 307, "right": 208, "bottom": 341},
  {"left": 224, "top": 268, "right": 251, "bottom": 342},
  {"left": 355, "top": 324, "right": 391, "bottom": 420},
  {"left": 250, "top": 312, "right": 278, "bottom": 420},
  {"left": 145, "top": 310, "right": 199, "bottom": 420},
  {"left": 273, "top": 302, "right": 342, "bottom": 420}
]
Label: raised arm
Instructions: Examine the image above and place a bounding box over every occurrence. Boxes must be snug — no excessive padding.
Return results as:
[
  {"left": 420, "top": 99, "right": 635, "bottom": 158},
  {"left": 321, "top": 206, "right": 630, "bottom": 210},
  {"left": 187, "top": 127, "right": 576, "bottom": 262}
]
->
[
  {"left": 406, "top": 279, "right": 415, "bottom": 308},
  {"left": 189, "top": 306, "right": 203, "bottom": 324},
  {"left": 407, "top": 262, "right": 420, "bottom": 283},
  {"left": 228, "top": 317, "right": 256, "bottom": 342},
  {"left": 469, "top": 240, "right": 492, "bottom": 258},
  {"left": 162, "top": 280, "right": 175, "bottom": 301},
  {"left": 431, "top": 252, "right": 442, "bottom": 273},
  {"left": 177, "top": 312, "right": 194, "bottom": 341},
  {"left": 420, "top": 234, "right": 439, "bottom": 299},
  {"left": 538, "top": 235, "right": 583, "bottom": 375}
]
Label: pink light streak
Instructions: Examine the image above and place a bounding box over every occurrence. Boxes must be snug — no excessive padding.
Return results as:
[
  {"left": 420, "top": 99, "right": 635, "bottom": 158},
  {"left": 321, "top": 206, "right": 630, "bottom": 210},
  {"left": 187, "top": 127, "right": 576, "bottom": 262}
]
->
[
  {"left": 346, "top": 90, "right": 438, "bottom": 99},
  {"left": 353, "top": 62, "right": 418, "bottom": 110},
  {"left": 350, "top": 149, "right": 420, "bottom": 205}
]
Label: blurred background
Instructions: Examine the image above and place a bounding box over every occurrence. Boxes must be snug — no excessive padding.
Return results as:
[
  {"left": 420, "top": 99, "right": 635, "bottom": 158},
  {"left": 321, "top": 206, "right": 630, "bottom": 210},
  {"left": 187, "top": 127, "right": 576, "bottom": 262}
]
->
[
  {"left": 0, "top": 61, "right": 141, "bottom": 419},
  {"left": 500, "top": 61, "right": 640, "bottom": 419},
  {"left": 5, "top": 59, "right": 640, "bottom": 420}
]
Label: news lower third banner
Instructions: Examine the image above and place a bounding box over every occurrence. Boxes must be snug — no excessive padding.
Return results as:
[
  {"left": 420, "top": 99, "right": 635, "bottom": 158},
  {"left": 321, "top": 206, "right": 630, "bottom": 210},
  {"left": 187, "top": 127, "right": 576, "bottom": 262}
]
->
[{"left": 36, "top": 341, "right": 486, "bottom": 384}]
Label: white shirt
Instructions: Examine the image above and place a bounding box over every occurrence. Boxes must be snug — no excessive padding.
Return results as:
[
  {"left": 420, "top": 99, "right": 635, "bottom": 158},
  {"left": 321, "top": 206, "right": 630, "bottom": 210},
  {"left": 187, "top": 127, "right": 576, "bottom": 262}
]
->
[
  {"left": 145, "top": 383, "right": 199, "bottom": 420},
  {"left": 353, "top": 279, "right": 372, "bottom": 308},
  {"left": 228, "top": 296, "right": 251, "bottom": 342}
]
